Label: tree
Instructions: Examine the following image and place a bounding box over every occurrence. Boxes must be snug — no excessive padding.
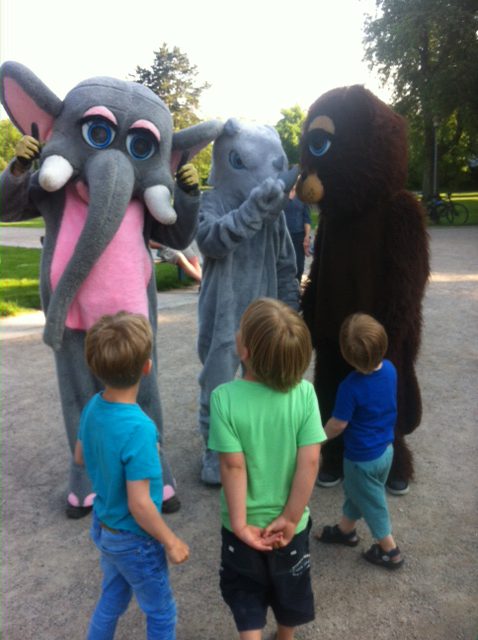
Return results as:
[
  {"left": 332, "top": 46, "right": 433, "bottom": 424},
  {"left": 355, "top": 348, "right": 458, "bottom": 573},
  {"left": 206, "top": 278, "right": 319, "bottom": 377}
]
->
[
  {"left": 275, "top": 105, "right": 306, "bottom": 165},
  {"left": 0, "top": 119, "right": 21, "bottom": 171},
  {"left": 132, "top": 43, "right": 210, "bottom": 130},
  {"left": 363, "top": 0, "right": 478, "bottom": 198}
]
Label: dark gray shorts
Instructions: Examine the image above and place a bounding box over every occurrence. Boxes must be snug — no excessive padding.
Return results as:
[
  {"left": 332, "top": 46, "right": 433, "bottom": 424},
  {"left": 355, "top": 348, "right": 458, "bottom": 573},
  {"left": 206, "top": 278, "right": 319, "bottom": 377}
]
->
[{"left": 219, "top": 519, "right": 315, "bottom": 631}]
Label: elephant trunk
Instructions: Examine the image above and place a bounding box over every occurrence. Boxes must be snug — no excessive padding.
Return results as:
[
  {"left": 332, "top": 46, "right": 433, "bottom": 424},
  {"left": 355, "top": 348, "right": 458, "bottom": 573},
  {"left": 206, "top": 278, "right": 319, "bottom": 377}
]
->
[{"left": 44, "top": 150, "right": 135, "bottom": 350}]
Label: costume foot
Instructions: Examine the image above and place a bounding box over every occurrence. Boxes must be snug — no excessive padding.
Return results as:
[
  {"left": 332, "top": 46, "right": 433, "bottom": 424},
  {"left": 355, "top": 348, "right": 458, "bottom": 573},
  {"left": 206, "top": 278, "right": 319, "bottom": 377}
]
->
[
  {"left": 363, "top": 544, "right": 404, "bottom": 570},
  {"left": 66, "top": 492, "right": 95, "bottom": 519},
  {"left": 316, "top": 471, "right": 342, "bottom": 487},
  {"left": 162, "top": 495, "right": 181, "bottom": 513},
  {"left": 316, "top": 524, "right": 359, "bottom": 547},
  {"left": 386, "top": 478, "right": 410, "bottom": 495},
  {"left": 200, "top": 450, "right": 221, "bottom": 486}
]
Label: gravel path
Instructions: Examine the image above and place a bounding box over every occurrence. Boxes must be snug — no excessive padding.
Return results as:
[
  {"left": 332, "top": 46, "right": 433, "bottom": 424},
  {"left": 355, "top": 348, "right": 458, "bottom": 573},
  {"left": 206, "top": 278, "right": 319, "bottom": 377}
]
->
[{"left": 1, "top": 226, "right": 477, "bottom": 639}]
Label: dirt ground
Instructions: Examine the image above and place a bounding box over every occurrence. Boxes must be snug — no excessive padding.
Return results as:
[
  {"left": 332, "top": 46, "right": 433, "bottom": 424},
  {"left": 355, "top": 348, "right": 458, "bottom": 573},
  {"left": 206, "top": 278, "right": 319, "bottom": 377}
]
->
[{"left": 1, "top": 226, "right": 477, "bottom": 640}]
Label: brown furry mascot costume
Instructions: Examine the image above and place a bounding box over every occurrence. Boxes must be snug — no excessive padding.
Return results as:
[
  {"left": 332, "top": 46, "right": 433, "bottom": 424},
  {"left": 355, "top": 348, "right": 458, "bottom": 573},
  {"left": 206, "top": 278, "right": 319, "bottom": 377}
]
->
[{"left": 298, "top": 85, "right": 429, "bottom": 494}]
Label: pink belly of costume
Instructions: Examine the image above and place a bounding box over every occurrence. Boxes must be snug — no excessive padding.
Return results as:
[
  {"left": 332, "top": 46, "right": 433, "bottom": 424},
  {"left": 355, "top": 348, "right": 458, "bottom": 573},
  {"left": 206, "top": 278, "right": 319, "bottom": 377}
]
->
[{"left": 50, "top": 185, "right": 152, "bottom": 330}]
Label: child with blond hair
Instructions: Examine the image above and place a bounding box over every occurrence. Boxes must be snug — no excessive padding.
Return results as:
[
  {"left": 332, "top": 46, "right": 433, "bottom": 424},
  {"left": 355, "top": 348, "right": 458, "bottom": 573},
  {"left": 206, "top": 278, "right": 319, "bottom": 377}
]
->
[{"left": 209, "top": 298, "right": 326, "bottom": 640}]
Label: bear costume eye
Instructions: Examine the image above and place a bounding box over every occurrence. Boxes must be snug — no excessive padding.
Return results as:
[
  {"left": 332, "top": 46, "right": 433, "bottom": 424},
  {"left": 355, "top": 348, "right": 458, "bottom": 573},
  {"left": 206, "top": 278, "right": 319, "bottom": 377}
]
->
[
  {"left": 308, "top": 129, "right": 332, "bottom": 157},
  {"left": 229, "top": 150, "right": 246, "bottom": 170},
  {"left": 81, "top": 118, "right": 116, "bottom": 149}
]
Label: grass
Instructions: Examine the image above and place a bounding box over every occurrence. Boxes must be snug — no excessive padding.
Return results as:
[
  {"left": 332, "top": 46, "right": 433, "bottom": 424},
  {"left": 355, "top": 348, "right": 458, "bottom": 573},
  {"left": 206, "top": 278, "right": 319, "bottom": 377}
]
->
[
  {"left": 308, "top": 192, "right": 478, "bottom": 227},
  {"left": 0, "top": 246, "right": 195, "bottom": 317},
  {"left": 0, "top": 218, "right": 45, "bottom": 228}
]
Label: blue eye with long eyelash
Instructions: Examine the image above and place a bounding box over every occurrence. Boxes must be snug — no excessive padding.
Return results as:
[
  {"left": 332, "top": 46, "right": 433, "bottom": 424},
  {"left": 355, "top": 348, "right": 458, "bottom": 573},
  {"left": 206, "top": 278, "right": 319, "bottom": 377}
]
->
[
  {"left": 81, "top": 118, "right": 116, "bottom": 149},
  {"left": 126, "top": 130, "right": 158, "bottom": 160},
  {"left": 308, "top": 130, "right": 333, "bottom": 157},
  {"left": 229, "top": 150, "right": 246, "bottom": 170}
]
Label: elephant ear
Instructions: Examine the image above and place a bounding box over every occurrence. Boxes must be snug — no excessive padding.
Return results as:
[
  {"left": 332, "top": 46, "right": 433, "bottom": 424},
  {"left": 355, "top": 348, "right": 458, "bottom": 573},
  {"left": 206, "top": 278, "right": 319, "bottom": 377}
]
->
[
  {"left": 170, "top": 119, "right": 224, "bottom": 173},
  {"left": 0, "top": 61, "right": 62, "bottom": 141}
]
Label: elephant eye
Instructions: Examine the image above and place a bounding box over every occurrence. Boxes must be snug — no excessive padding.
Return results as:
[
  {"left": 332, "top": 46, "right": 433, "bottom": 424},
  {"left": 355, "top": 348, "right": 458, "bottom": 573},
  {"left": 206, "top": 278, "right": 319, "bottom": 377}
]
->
[
  {"left": 308, "top": 129, "right": 333, "bottom": 158},
  {"left": 81, "top": 118, "right": 116, "bottom": 149},
  {"left": 229, "top": 150, "right": 246, "bottom": 170},
  {"left": 126, "top": 130, "right": 158, "bottom": 161}
]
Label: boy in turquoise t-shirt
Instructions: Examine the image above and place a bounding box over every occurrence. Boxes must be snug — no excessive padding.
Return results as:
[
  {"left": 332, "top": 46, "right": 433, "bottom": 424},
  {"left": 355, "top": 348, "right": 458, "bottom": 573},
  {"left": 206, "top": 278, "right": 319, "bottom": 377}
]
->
[
  {"left": 209, "top": 298, "right": 326, "bottom": 640},
  {"left": 74, "top": 312, "right": 189, "bottom": 639}
]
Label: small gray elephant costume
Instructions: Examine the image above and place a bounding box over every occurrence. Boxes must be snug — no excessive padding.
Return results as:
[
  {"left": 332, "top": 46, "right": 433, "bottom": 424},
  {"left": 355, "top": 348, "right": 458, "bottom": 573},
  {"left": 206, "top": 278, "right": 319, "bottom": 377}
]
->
[
  {"left": 0, "top": 61, "right": 222, "bottom": 515},
  {"left": 196, "top": 118, "right": 300, "bottom": 484}
]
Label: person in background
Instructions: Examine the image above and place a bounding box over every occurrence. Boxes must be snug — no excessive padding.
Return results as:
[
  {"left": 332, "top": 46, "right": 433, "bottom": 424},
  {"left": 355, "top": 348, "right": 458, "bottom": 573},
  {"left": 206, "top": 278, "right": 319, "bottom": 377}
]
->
[
  {"left": 316, "top": 313, "right": 404, "bottom": 570},
  {"left": 209, "top": 298, "right": 326, "bottom": 640},
  {"left": 150, "top": 239, "right": 203, "bottom": 285},
  {"left": 284, "top": 183, "right": 311, "bottom": 284},
  {"left": 74, "top": 311, "right": 189, "bottom": 639}
]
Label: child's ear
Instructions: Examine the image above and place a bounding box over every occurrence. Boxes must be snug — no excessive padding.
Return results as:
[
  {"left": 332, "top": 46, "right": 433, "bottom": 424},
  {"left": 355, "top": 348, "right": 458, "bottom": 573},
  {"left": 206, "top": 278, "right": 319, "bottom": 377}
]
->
[{"left": 143, "top": 359, "right": 153, "bottom": 376}]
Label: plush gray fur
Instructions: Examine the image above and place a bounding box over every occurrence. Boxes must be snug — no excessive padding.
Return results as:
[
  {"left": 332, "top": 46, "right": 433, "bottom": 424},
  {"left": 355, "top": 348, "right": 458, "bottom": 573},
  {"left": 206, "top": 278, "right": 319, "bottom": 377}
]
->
[
  {"left": 196, "top": 118, "right": 299, "bottom": 484},
  {"left": 0, "top": 61, "right": 222, "bottom": 510}
]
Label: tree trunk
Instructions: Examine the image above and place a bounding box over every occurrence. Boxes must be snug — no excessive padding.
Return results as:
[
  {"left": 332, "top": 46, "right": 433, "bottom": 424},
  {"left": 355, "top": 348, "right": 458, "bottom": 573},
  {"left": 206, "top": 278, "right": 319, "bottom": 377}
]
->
[{"left": 422, "top": 120, "right": 437, "bottom": 201}]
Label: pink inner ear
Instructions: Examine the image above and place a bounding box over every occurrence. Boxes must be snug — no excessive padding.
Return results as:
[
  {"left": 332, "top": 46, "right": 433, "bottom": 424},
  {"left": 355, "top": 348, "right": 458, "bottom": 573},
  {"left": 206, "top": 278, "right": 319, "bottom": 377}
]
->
[{"left": 3, "top": 77, "right": 54, "bottom": 140}]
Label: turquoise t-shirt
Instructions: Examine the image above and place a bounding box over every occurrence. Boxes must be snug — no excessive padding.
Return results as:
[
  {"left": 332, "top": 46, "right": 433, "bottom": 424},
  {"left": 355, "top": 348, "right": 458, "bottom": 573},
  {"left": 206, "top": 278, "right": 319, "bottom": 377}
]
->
[
  {"left": 208, "top": 378, "right": 326, "bottom": 534},
  {"left": 78, "top": 392, "right": 163, "bottom": 537}
]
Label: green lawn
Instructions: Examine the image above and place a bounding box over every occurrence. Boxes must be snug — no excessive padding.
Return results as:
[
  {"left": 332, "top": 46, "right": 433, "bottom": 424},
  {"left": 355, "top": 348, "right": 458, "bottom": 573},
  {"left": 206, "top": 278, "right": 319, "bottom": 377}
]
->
[{"left": 0, "top": 246, "right": 194, "bottom": 317}]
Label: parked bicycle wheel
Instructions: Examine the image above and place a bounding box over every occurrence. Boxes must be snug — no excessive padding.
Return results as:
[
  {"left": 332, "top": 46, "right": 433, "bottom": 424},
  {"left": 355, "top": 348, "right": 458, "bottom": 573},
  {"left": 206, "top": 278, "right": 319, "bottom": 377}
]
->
[
  {"left": 446, "top": 202, "right": 469, "bottom": 225},
  {"left": 428, "top": 200, "right": 449, "bottom": 224}
]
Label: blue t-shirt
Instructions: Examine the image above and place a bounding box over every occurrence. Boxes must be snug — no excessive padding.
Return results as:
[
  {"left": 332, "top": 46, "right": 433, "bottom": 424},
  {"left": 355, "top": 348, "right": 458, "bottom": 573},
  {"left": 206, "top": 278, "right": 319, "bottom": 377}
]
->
[
  {"left": 78, "top": 392, "right": 163, "bottom": 537},
  {"left": 333, "top": 359, "right": 397, "bottom": 462},
  {"left": 284, "top": 197, "right": 311, "bottom": 234}
]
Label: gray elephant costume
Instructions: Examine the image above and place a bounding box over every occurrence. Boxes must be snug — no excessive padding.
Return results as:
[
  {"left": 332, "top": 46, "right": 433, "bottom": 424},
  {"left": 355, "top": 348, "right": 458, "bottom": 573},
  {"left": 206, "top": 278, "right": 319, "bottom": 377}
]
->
[
  {"left": 0, "top": 61, "right": 222, "bottom": 516},
  {"left": 196, "top": 118, "right": 300, "bottom": 484}
]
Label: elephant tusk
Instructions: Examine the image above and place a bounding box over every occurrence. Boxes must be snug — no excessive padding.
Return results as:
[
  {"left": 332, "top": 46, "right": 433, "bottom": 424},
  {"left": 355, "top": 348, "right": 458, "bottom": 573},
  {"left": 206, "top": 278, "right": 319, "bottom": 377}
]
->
[
  {"left": 144, "top": 185, "right": 177, "bottom": 225},
  {"left": 39, "top": 155, "right": 74, "bottom": 192}
]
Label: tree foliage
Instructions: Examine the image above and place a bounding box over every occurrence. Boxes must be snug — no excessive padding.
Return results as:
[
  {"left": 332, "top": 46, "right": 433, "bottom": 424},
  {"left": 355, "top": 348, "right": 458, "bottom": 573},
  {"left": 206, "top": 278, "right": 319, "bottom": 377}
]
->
[
  {"left": 0, "top": 119, "right": 22, "bottom": 171},
  {"left": 275, "top": 105, "right": 306, "bottom": 165},
  {"left": 364, "top": 0, "right": 478, "bottom": 196},
  {"left": 132, "top": 43, "right": 210, "bottom": 130}
]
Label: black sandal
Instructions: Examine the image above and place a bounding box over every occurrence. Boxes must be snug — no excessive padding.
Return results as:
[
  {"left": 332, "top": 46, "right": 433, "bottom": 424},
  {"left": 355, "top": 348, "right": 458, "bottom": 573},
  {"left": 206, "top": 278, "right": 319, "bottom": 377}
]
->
[
  {"left": 363, "top": 544, "right": 404, "bottom": 570},
  {"left": 317, "top": 524, "right": 359, "bottom": 546}
]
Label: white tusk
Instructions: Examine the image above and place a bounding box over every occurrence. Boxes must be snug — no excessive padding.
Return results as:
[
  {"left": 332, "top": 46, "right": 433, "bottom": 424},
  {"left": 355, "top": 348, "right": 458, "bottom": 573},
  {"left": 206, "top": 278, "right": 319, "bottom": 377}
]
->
[
  {"left": 144, "top": 185, "right": 177, "bottom": 225},
  {"left": 39, "top": 155, "right": 74, "bottom": 192}
]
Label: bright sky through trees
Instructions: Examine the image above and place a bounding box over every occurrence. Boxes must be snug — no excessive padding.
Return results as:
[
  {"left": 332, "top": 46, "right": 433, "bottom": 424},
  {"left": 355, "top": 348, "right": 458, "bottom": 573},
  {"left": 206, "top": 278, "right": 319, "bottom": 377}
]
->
[{"left": 1, "top": 0, "right": 390, "bottom": 124}]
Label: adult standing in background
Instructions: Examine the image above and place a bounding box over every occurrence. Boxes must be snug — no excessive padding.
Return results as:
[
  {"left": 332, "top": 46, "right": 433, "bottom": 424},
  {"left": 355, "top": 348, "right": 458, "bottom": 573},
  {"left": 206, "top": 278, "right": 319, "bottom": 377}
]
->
[{"left": 284, "top": 183, "right": 312, "bottom": 284}]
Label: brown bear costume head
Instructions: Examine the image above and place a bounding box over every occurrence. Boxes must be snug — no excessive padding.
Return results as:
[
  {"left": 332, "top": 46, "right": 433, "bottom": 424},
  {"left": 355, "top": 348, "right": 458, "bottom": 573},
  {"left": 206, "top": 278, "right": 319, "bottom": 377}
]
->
[{"left": 296, "top": 85, "right": 408, "bottom": 216}]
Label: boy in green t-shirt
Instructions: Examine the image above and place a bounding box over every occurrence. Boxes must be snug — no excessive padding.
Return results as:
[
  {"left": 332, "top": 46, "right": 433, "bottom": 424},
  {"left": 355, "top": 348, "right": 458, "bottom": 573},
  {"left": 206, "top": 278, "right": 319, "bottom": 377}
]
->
[{"left": 209, "top": 298, "right": 326, "bottom": 640}]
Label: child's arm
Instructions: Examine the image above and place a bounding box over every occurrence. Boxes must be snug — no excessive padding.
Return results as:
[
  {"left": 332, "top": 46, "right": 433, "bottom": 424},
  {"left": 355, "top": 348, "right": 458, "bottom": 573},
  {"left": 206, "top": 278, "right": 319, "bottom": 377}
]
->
[
  {"left": 73, "top": 440, "right": 84, "bottom": 466},
  {"left": 263, "top": 444, "right": 321, "bottom": 546},
  {"left": 220, "top": 452, "right": 280, "bottom": 551},
  {"left": 127, "top": 479, "right": 189, "bottom": 564},
  {"left": 324, "top": 417, "right": 348, "bottom": 440}
]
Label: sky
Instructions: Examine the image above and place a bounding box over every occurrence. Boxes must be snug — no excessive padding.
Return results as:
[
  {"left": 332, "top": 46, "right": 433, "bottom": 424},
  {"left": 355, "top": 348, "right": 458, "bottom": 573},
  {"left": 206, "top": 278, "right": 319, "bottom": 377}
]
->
[{"left": 1, "top": 0, "right": 390, "bottom": 125}]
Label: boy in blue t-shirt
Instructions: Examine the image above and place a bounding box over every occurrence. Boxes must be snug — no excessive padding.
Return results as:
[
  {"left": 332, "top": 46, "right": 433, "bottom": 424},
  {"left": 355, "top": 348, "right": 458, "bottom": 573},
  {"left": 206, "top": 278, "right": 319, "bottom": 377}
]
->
[
  {"left": 317, "top": 313, "right": 404, "bottom": 570},
  {"left": 74, "top": 312, "right": 189, "bottom": 639}
]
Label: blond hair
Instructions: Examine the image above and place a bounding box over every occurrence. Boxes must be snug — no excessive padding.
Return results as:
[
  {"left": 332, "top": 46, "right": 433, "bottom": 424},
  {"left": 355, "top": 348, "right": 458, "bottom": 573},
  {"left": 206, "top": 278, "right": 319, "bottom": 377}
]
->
[
  {"left": 85, "top": 311, "right": 153, "bottom": 388},
  {"left": 239, "top": 298, "right": 312, "bottom": 392},
  {"left": 339, "top": 313, "right": 388, "bottom": 374}
]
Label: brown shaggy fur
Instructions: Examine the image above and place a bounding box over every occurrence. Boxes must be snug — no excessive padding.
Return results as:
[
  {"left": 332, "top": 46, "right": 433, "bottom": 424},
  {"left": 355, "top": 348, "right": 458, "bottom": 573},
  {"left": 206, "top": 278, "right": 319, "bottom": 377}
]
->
[{"left": 300, "top": 85, "right": 430, "bottom": 483}]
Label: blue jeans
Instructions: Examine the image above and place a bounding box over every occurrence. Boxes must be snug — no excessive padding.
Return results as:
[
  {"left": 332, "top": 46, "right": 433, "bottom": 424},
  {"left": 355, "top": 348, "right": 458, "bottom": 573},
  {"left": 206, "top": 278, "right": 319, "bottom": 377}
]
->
[
  {"left": 87, "top": 514, "right": 177, "bottom": 640},
  {"left": 342, "top": 445, "right": 394, "bottom": 540}
]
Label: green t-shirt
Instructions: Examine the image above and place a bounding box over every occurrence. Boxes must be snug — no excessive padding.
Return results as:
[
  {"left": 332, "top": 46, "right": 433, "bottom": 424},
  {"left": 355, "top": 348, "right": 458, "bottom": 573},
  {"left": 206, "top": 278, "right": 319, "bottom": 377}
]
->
[{"left": 208, "top": 378, "right": 326, "bottom": 534}]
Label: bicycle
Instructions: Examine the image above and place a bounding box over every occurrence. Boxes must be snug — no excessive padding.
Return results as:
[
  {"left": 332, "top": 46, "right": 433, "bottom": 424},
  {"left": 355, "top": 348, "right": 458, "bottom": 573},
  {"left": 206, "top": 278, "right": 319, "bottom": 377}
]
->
[{"left": 425, "top": 193, "right": 469, "bottom": 225}]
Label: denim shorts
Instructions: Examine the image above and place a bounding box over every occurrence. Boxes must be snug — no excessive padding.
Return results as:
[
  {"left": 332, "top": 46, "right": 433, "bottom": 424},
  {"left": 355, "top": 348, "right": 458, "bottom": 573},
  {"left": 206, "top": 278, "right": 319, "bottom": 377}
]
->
[{"left": 219, "top": 520, "right": 315, "bottom": 631}]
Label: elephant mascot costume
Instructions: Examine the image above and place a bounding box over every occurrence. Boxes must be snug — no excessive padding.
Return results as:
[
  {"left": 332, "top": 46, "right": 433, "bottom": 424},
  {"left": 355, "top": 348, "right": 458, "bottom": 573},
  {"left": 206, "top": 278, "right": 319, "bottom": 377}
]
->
[
  {"left": 298, "top": 85, "right": 429, "bottom": 495},
  {"left": 0, "top": 61, "right": 222, "bottom": 516}
]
